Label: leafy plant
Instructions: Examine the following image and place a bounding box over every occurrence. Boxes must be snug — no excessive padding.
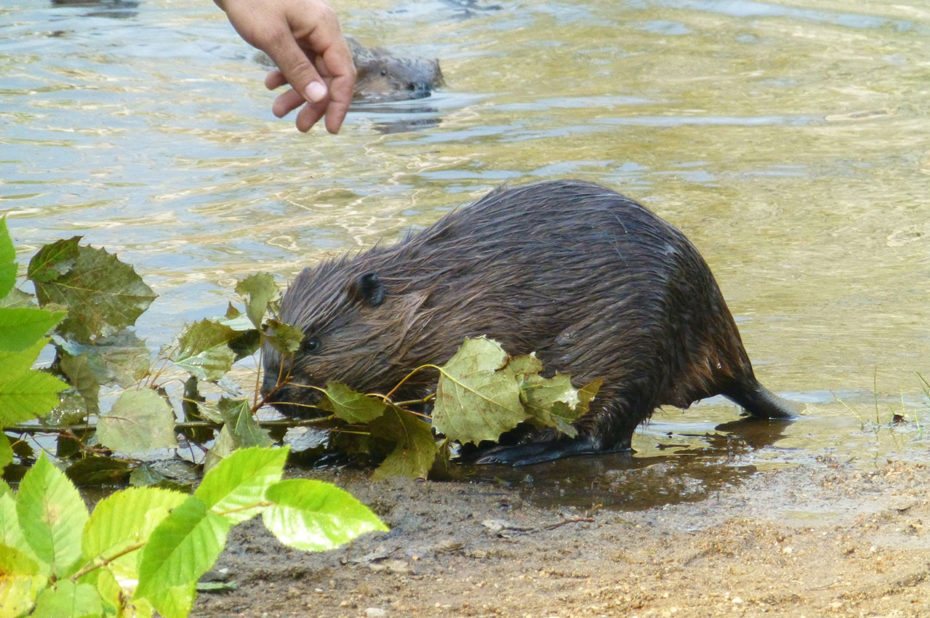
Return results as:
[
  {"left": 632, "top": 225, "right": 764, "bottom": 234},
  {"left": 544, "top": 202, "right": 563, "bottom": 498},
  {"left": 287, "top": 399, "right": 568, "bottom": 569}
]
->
[
  {"left": 0, "top": 221, "right": 600, "bottom": 484},
  {"left": 289, "top": 336, "right": 602, "bottom": 479},
  {"left": 0, "top": 218, "right": 69, "bottom": 470},
  {"left": 1, "top": 446, "right": 387, "bottom": 617}
]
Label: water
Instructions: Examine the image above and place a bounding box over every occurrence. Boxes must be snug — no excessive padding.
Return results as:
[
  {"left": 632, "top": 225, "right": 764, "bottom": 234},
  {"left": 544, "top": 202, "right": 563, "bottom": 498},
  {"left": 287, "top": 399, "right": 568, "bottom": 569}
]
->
[{"left": 3, "top": 0, "right": 930, "bottom": 477}]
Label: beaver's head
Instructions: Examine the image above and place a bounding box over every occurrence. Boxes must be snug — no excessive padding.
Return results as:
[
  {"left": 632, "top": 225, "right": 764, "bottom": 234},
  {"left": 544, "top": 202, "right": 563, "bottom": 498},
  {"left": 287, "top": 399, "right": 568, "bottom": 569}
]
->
[
  {"left": 261, "top": 258, "right": 431, "bottom": 416},
  {"left": 354, "top": 56, "right": 443, "bottom": 101}
]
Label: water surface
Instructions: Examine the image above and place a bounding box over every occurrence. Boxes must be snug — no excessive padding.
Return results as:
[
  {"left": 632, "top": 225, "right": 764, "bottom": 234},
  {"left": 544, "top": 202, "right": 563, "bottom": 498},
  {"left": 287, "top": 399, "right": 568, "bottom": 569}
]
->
[{"left": 3, "top": 0, "right": 929, "bottom": 477}]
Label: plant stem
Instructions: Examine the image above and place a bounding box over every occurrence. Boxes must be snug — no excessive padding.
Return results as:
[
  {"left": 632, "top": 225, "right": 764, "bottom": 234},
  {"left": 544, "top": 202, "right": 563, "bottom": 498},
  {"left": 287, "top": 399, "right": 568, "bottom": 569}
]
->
[
  {"left": 4, "top": 417, "right": 335, "bottom": 436},
  {"left": 71, "top": 541, "right": 147, "bottom": 581}
]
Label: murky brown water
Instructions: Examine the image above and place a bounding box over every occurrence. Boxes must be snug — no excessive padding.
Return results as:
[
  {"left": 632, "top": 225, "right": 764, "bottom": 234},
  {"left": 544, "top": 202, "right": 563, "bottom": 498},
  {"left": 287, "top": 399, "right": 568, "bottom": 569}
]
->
[{"left": 3, "top": 0, "right": 930, "bottom": 483}]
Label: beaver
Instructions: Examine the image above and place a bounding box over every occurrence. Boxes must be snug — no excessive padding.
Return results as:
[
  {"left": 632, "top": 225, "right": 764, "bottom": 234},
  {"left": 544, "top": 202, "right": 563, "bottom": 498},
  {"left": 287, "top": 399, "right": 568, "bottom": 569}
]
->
[
  {"left": 253, "top": 37, "right": 442, "bottom": 102},
  {"left": 262, "top": 180, "right": 795, "bottom": 466},
  {"left": 347, "top": 37, "right": 443, "bottom": 102}
]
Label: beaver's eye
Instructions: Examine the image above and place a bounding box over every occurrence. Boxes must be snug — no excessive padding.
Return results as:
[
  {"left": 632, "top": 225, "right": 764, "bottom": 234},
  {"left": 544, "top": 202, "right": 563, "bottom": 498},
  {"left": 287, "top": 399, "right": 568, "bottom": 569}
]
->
[
  {"left": 303, "top": 336, "right": 321, "bottom": 354},
  {"left": 380, "top": 68, "right": 388, "bottom": 77}
]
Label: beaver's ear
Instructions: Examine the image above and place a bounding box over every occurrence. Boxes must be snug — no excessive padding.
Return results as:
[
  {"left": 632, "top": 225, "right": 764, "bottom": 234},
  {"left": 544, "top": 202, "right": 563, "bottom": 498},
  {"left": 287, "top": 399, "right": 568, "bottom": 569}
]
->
[{"left": 349, "top": 272, "right": 385, "bottom": 307}]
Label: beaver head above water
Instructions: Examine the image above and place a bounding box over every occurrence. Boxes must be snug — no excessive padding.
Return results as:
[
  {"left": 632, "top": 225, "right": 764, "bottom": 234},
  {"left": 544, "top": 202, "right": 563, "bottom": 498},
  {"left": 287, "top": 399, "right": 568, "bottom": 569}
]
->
[
  {"left": 253, "top": 37, "right": 443, "bottom": 102},
  {"left": 262, "top": 180, "right": 795, "bottom": 466},
  {"left": 348, "top": 37, "right": 443, "bottom": 102}
]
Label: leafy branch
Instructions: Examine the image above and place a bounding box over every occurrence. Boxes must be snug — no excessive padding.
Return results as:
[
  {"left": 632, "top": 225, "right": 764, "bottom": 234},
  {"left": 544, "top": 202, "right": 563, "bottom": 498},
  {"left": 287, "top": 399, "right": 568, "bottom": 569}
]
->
[
  {"left": 1, "top": 446, "right": 387, "bottom": 617},
  {"left": 0, "top": 220, "right": 600, "bottom": 485}
]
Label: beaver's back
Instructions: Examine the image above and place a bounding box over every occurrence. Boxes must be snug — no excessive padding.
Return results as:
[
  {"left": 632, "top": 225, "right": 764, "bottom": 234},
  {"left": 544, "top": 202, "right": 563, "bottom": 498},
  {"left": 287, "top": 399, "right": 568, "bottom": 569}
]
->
[{"left": 379, "top": 180, "right": 747, "bottom": 408}]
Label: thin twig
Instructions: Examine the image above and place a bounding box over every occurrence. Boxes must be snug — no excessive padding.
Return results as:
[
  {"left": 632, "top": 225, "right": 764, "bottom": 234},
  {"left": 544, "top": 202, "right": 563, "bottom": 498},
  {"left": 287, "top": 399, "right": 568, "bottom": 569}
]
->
[{"left": 543, "top": 517, "right": 595, "bottom": 530}]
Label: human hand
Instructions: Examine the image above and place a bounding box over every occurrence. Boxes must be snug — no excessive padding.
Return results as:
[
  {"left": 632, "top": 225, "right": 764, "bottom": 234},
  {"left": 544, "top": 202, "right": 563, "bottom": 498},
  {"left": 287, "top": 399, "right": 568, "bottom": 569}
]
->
[{"left": 218, "top": 0, "right": 356, "bottom": 133}]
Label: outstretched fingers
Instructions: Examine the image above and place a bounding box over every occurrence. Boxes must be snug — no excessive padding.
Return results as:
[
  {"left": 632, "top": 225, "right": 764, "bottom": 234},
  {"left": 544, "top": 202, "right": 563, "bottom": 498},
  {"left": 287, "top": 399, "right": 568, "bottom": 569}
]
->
[{"left": 221, "top": 0, "right": 355, "bottom": 133}]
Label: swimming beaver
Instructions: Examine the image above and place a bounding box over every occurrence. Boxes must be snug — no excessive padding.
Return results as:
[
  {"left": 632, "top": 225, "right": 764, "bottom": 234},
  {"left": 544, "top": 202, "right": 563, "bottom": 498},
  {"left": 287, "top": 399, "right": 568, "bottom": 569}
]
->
[
  {"left": 253, "top": 37, "right": 442, "bottom": 102},
  {"left": 262, "top": 180, "right": 795, "bottom": 466},
  {"left": 348, "top": 37, "right": 443, "bottom": 102}
]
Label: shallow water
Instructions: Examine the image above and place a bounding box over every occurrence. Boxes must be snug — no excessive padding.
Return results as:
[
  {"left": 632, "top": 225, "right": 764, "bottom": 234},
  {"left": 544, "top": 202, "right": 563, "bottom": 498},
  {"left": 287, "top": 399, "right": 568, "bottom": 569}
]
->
[{"left": 3, "top": 0, "right": 930, "bottom": 487}]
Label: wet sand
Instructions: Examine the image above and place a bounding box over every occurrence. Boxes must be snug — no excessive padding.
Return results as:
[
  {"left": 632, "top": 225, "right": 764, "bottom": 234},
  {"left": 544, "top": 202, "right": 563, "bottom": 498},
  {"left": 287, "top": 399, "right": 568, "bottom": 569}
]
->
[{"left": 197, "top": 457, "right": 930, "bottom": 616}]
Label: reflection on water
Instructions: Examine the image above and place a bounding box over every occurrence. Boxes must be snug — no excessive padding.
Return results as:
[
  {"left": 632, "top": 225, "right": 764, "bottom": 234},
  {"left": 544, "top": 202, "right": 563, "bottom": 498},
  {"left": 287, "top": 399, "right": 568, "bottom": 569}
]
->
[
  {"left": 2, "top": 0, "right": 930, "bottom": 472},
  {"left": 465, "top": 402, "right": 929, "bottom": 511},
  {"left": 353, "top": 97, "right": 447, "bottom": 134},
  {"left": 465, "top": 415, "right": 791, "bottom": 510},
  {"left": 49, "top": 0, "right": 139, "bottom": 19}
]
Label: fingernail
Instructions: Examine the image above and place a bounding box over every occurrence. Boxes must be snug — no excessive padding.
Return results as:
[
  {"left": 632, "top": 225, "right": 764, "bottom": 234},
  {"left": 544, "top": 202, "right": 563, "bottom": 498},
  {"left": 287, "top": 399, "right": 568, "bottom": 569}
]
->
[{"left": 304, "top": 81, "right": 327, "bottom": 103}]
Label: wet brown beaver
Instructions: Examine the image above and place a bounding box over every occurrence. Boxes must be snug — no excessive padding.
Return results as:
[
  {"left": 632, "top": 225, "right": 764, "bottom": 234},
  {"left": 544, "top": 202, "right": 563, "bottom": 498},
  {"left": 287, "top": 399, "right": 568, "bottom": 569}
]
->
[
  {"left": 347, "top": 38, "right": 443, "bottom": 102},
  {"left": 254, "top": 37, "right": 442, "bottom": 102},
  {"left": 262, "top": 180, "right": 795, "bottom": 466}
]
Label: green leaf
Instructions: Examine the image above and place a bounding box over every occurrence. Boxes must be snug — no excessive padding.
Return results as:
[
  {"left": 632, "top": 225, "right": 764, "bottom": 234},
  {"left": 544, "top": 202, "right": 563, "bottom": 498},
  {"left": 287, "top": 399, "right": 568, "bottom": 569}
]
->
[
  {"left": 179, "top": 376, "right": 214, "bottom": 445},
  {"left": 9, "top": 439, "right": 34, "bottom": 465},
  {"left": 128, "top": 462, "right": 196, "bottom": 493},
  {"left": 84, "top": 565, "right": 156, "bottom": 617},
  {"left": 58, "top": 352, "right": 101, "bottom": 416},
  {"left": 171, "top": 319, "right": 238, "bottom": 382},
  {"left": 0, "top": 336, "right": 48, "bottom": 380},
  {"left": 0, "top": 542, "right": 39, "bottom": 578},
  {"left": 65, "top": 456, "right": 131, "bottom": 486},
  {"left": 219, "top": 304, "right": 264, "bottom": 359},
  {"left": 49, "top": 390, "right": 91, "bottom": 430},
  {"left": 262, "top": 318, "right": 304, "bottom": 356},
  {"left": 83, "top": 567, "right": 119, "bottom": 616},
  {"left": 194, "top": 446, "right": 288, "bottom": 524},
  {"left": 521, "top": 371, "right": 577, "bottom": 405},
  {"left": 16, "top": 453, "right": 90, "bottom": 577},
  {"left": 575, "top": 378, "right": 602, "bottom": 417},
  {"left": 0, "top": 434, "right": 12, "bottom": 471},
  {"left": 54, "top": 330, "right": 151, "bottom": 388},
  {"left": 27, "top": 236, "right": 79, "bottom": 284},
  {"left": 97, "top": 389, "right": 178, "bottom": 453},
  {"left": 432, "top": 337, "right": 527, "bottom": 445},
  {"left": 262, "top": 479, "right": 388, "bottom": 552},
  {"left": 228, "top": 328, "right": 261, "bottom": 361},
  {"left": 32, "top": 580, "right": 102, "bottom": 618},
  {"left": 28, "top": 239, "right": 156, "bottom": 342},
  {"left": 1, "top": 487, "right": 38, "bottom": 565},
  {"left": 320, "top": 381, "right": 387, "bottom": 424},
  {"left": 521, "top": 373, "right": 584, "bottom": 437},
  {"left": 0, "top": 286, "right": 35, "bottom": 309},
  {"left": 0, "top": 307, "right": 65, "bottom": 352},
  {"left": 143, "top": 584, "right": 195, "bottom": 618},
  {"left": 235, "top": 273, "right": 277, "bottom": 329},
  {"left": 135, "top": 496, "right": 231, "bottom": 614},
  {"left": 0, "top": 543, "right": 44, "bottom": 618},
  {"left": 371, "top": 406, "right": 438, "bottom": 480},
  {"left": 510, "top": 352, "right": 586, "bottom": 432},
  {"left": 218, "top": 397, "right": 273, "bottom": 449},
  {"left": 0, "top": 217, "right": 16, "bottom": 300},
  {"left": 203, "top": 425, "right": 237, "bottom": 474},
  {"left": 221, "top": 303, "right": 251, "bottom": 328},
  {"left": 508, "top": 352, "right": 544, "bottom": 377},
  {"left": 83, "top": 487, "right": 186, "bottom": 584},
  {"left": 0, "top": 368, "right": 69, "bottom": 426}
]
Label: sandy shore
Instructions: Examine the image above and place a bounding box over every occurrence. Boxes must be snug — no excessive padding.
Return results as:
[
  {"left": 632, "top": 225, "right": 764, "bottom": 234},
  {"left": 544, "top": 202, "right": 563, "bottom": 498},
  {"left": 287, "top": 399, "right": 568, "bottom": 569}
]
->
[{"left": 196, "top": 457, "right": 930, "bottom": 617}]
